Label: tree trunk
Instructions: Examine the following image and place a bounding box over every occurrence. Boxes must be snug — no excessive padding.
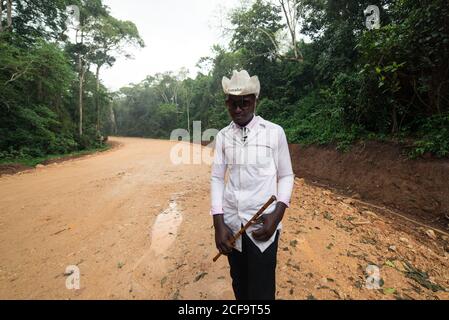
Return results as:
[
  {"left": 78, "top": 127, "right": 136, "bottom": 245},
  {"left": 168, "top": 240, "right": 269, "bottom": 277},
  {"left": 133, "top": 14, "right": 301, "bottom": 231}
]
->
[
  {"left": 391, "top": 106, "right": 398, "bottom": 134},
  {"left": 429, "top": 65, "right": 448, "bottom": 115},
  {"left": 56, "top": 95, "right": 62, "bottom": 114},
  {"left": 37, "top": 79, "right": 43, "bottom": 102},
  {"left": 78, "top": 29, "right": 85, "bottom": 137},
  {"left": 109, "top": 101, "right": 117, "bottom": 135},
  {"left": 279, "top": 0, "right": 304, "bottom": 62},
  {"left": 186, "top": 101, "right": 190, "bottom": 134},
  {"left": 0, "top": 0, "right": 4, "bottom": 33},
  {"left": 78, "top": 55, "right": 84, "bottom": 136},
  {"left": 95, "top": 64, "right": 101, "bottom": 133},
  {"left": 6, "top": 0, "right": 11, "bottom": 29},
  {"left": 78, "top": 55, "right": 83, "bottom": 136}
]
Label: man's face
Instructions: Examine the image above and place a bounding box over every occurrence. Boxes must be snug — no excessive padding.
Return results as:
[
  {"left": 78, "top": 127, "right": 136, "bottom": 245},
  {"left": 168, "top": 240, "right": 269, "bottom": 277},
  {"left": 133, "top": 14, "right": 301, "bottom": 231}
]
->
[{"left": 225, "top": 94, "right": 257, "bottom": 126}]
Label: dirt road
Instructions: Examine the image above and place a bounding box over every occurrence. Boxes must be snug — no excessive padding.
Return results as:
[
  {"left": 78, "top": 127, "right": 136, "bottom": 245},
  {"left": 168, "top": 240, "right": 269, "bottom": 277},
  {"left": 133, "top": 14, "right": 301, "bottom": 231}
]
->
[{"left": 0, "top": 137, "right": 448, "bottom": 300}]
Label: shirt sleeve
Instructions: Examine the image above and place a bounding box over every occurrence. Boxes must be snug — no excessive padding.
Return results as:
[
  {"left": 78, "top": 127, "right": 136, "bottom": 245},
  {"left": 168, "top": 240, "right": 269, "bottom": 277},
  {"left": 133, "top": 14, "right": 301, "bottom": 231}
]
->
[
  {"left": 210, "top": 131, "right": 226, "bottom": 215},
  {"left": 276, "top": 128, "right": 295, "bottom": 207}
]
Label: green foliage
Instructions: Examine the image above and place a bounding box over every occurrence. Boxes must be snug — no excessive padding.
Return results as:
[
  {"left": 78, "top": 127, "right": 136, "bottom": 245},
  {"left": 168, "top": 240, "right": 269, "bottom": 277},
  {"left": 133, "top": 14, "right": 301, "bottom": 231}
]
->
[
  {"left": 8, "top": 0, "right": 70, "bottom": 42},
  {"left": 3, "top": 0, "right": 448, "bottom": 161},
  {"left": 0, "top": 34, "right": 79, "bottom": 159},
  {"left": 113, "top": 0, "right": 449, "bottom": 158},
  {"left": 0, "top": 0, "right": 130, "bottom": 163},
  {"left": 283, "top": 90, "right": 362, "bottom": 151},
  {"left": 409, "top": 114, "right": 449, "bottom": 158}
]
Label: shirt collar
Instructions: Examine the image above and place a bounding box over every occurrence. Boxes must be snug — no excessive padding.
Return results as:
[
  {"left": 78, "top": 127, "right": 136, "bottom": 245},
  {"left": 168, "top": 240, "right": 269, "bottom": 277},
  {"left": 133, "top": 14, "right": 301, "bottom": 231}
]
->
[{"left": 231, "top": 114, "right": 259, "bottom": 130}]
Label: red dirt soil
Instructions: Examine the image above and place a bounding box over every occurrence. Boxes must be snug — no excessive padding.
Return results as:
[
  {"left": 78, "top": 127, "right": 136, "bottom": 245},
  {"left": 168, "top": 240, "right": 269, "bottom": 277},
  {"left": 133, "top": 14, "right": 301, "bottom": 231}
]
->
[{"left": 289, "top": 141, "right": 449, "bottom": 230}]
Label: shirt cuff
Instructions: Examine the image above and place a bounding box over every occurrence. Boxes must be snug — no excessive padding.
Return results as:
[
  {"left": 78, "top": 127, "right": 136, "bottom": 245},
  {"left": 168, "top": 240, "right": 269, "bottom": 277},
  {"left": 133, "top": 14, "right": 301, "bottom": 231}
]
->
[
  {"left": 210, "top": 206, "right": 224, "bottom": 216},
  {"left": 277, "top": 197, "right": 290, "bottom": 208}
]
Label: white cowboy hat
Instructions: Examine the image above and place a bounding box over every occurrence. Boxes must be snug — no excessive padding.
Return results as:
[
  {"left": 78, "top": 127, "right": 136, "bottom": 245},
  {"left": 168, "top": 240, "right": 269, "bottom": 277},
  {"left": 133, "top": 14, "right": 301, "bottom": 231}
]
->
[{"left": 222, "top": 70, "right": 260, "bottom": 98}]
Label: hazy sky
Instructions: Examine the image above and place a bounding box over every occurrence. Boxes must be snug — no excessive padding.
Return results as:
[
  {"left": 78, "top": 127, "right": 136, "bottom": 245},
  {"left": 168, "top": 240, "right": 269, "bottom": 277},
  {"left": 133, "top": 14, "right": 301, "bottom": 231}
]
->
[{"left": 101, "top": 0, "right": 240, "bottom": 90}]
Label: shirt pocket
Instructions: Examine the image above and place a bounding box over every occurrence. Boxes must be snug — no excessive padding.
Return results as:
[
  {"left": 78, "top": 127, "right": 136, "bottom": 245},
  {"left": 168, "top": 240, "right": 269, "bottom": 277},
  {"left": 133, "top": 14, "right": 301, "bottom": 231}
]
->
[
  {"left": 224, "top": 146, "right": 238, "bottom": 165},
  {"left": 254, "top": 144, "right": 276, "bottom": 176}
]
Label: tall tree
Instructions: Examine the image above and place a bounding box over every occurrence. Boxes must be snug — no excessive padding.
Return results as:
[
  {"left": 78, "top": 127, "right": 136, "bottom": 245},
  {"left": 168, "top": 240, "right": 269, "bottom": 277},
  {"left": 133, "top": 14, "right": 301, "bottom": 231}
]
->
[
  {"left": 0, "top": 0, "right": 71, "bottom": 40},
  {"left": 6, "top": 0, "right": 11, "bottom": 30},
  {"left": 0, "top": 0, "right": 3, "bottom": 32},
  {"left": 88, "top": 14, "right": 144, "bottom": 132},
  {"left": 65, "top": 0, "right": 106, "bottom": 136},
  {"left": 278, "top": 0, "right": 304, "bottom": 61},
  {"left": 0, "top": 0, "right": 14, "bottom": 32}
]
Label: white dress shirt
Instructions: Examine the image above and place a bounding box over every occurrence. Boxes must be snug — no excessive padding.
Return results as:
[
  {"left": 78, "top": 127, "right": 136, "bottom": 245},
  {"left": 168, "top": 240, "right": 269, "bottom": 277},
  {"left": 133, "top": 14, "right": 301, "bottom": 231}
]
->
[{"left": 210, "top": 115, "right": 295, "bottom": 252}]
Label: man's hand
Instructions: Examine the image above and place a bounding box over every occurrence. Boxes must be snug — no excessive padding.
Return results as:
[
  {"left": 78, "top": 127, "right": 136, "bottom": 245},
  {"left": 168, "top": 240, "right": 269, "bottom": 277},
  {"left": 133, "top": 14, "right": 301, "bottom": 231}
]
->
[
  {"left": 213, "top": 215, "right": 235, "bottom": 255},
  {"left": 252, "top": 202, "right": 287, "bottom": 242}
]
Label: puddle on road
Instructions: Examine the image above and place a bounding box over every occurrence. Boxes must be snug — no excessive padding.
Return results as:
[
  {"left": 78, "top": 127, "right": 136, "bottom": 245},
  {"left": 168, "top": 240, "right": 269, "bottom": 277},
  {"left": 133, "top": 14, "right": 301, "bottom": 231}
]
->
[
  {"left": 148, "top": 195, "right": 183, "bottom": 255},
  {"left": 129, "top": 194, "right": 184, "bottom": 298}
]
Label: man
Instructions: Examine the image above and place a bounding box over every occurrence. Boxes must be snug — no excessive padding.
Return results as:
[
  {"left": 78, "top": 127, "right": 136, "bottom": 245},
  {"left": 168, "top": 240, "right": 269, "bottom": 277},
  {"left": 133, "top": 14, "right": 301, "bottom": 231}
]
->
[{"left": 210, "top": 70, "right": 295, "bottom": 300}]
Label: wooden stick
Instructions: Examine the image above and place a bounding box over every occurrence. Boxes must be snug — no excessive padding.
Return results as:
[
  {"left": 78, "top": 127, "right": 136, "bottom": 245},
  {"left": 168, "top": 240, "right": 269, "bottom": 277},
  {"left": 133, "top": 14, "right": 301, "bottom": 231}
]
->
[{"left": 212, "top": 195, "right": 277, "bottom": 262}]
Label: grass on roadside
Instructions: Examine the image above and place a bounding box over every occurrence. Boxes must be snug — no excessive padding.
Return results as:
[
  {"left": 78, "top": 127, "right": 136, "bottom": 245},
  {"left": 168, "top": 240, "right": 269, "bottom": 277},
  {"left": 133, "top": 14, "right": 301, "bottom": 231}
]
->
[{"left": 0, "top": 144, "right": 111, "bottom": 168}]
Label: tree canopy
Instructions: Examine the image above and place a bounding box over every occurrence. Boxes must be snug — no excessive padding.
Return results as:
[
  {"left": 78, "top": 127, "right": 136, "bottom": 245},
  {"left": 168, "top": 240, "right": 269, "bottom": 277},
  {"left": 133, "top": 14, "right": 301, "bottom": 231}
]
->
[
  {"left": 0, "top": 0, "right": 143, "bottom": 161},
  {"left": 114, "top": 0, "right": 449, "bottom": 158},
  {"left": 1, "top": 0, "right": 448, "bottom": 162}
]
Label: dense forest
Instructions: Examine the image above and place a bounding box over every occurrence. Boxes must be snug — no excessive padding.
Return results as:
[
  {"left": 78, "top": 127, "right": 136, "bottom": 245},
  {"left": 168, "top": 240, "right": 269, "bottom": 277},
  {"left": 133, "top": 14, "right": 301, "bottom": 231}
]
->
[
  {"left": 114, "top": 0, "right": 449, "bottom": 158},
  {"left": 0, "top": 0, "right": 143, "bottom": 163},
  {"left": 1, "top": 0, "right": 449, "bottom": 164}
]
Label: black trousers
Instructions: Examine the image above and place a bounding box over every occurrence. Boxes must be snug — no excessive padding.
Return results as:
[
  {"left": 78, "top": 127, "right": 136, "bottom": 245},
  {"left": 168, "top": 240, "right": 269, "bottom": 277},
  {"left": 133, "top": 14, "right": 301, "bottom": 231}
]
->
[{"left": 227, "top": 230, "right": 279, "bottom": 300}]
